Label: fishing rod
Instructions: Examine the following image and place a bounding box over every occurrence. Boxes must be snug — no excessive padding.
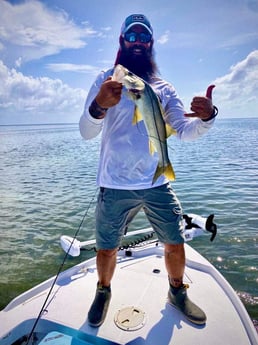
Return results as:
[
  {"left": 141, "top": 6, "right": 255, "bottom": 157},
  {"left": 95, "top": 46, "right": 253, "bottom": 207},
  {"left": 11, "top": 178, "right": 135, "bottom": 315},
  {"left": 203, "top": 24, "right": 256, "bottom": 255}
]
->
[{"left": 25, "top": 188, "right": 98, "bottom": 345}]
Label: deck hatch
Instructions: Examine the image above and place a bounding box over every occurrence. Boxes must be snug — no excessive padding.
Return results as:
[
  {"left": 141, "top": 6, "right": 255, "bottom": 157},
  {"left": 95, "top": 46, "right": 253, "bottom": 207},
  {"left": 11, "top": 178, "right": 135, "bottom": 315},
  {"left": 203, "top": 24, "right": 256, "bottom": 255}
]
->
[{"left": 114, "top": 306, "right": 146, "bottom": 331}]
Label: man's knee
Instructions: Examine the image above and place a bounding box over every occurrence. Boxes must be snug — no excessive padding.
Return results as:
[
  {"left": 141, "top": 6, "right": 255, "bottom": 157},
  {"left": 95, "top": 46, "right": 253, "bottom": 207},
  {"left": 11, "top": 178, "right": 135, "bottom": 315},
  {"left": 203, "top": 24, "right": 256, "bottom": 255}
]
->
[
  {"left": 164, "top": 243, "right": 184, "bottom": 255},
  {"left": 97, "top": 248, "right": 118, "bottom": 258}
]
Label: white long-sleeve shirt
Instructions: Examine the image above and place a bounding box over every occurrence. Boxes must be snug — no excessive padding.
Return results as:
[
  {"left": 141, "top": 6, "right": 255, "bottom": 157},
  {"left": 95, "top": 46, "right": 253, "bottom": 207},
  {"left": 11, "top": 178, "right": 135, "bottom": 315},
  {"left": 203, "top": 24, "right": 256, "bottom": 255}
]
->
[{"left": 79, "top": 68, "right": 215, "bottom": 190}]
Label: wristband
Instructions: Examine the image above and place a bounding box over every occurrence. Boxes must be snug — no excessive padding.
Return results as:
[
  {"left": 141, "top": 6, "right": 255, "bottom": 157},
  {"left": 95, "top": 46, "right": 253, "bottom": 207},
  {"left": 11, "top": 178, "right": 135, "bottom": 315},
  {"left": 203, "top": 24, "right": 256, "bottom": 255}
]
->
[
  {"left": 202, "top": 106, "right": 218, "bottom": 122},
  {"left": 89, "top": 98, "right": 108, "bottom": 119}
]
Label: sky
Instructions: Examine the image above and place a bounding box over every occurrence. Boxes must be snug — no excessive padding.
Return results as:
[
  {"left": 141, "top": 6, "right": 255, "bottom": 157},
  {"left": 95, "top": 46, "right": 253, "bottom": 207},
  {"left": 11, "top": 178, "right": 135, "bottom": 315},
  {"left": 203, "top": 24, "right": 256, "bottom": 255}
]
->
[{"left": 0, "top": 0, "right": 258, "bottom": 124}]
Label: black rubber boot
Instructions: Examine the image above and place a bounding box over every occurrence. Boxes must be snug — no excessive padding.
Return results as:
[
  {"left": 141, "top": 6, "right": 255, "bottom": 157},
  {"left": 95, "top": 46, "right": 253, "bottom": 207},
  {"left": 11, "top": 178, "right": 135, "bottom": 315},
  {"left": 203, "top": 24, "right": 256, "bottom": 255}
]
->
[
  {"left": 88, "top": 283, "right": 111, "bottom": 327},
  {"left": 168, "top": 284, "right": 207, "bottom": 325}
]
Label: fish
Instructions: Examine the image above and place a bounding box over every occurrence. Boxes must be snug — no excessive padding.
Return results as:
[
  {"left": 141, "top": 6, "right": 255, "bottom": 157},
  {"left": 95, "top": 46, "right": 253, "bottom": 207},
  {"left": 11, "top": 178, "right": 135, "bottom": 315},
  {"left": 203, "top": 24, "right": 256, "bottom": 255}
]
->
[{"left": 112, "top": 64, "right": 176, "bottom": 184}]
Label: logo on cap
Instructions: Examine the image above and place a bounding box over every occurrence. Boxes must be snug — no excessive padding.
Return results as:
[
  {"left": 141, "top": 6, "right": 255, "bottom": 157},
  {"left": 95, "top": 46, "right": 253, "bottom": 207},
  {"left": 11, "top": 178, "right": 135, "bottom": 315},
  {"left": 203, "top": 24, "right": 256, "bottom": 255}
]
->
[{"left": 132, "top": 15, "right": 145, "bottom": 21}]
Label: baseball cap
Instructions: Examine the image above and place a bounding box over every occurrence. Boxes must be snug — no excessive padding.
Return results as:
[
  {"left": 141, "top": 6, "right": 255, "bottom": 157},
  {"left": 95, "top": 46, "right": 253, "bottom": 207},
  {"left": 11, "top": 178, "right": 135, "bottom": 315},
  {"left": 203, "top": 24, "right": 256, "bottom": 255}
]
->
[{"left": 121, "top": 14, "right": 153, "bottom": 36}]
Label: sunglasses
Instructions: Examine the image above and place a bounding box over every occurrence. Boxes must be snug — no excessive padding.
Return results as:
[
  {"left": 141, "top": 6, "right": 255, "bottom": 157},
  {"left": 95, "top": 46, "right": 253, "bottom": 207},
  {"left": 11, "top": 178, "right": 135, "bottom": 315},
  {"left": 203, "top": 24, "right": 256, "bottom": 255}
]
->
[{"left": 124, "top": 31, "right": 152, "bottom": 43}]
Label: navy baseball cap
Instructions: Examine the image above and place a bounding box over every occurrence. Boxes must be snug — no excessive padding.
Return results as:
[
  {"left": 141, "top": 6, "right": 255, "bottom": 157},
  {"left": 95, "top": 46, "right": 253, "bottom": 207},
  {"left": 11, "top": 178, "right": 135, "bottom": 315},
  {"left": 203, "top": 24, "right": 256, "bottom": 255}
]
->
[{"left": 121, "top": 14, "right": 153, "bottom": 35}]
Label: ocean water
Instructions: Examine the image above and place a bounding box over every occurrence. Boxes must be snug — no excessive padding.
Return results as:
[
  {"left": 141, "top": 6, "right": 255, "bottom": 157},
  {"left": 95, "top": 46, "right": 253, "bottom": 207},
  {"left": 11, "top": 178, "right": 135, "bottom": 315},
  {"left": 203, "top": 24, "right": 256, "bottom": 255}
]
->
[{"left": 0, "top": 119, "right": 257, "bottom": 328}]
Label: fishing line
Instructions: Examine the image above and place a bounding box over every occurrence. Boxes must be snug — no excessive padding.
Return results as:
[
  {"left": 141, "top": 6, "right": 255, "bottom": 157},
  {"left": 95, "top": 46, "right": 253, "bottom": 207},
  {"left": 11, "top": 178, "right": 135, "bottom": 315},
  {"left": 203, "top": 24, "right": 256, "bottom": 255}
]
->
[{"left": 25, "top": 187, "right": 98, "bottom": 345}]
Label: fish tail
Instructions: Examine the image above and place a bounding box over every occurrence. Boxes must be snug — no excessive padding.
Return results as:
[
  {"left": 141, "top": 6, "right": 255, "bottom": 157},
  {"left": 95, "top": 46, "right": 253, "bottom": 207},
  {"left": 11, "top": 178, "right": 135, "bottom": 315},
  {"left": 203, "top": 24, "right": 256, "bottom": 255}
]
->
[{"left": 152, "top": 162, "right": 176, "bottom": 185}]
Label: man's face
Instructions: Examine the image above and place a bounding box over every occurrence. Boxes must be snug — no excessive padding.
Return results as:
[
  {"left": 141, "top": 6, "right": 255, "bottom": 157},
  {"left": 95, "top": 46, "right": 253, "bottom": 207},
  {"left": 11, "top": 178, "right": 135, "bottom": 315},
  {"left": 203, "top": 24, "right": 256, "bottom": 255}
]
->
[
  {"left": 116, "top": 24, "right": 156, "bottom": 80},
  {"left": 123, "top": 25, "right": 152, "bottom": 58}
]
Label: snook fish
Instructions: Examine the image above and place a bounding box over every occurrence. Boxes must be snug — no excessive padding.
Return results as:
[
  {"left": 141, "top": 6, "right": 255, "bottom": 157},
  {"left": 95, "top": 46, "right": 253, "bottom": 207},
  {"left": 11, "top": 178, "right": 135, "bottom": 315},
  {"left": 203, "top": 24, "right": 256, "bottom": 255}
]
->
[{"left": 113, "top": 64, "right": 176, "bottom": 184}]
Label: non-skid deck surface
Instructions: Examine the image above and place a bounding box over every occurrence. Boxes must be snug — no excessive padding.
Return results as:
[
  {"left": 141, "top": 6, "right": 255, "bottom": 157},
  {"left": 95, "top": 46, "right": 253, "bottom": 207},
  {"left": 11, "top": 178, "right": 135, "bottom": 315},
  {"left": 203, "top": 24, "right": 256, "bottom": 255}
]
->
[
  {"left": 1, "top": 244, "right": 255, "bottom": 345},
  {"left": 43, "top": 249, "right": 252, "bottom": 344}
]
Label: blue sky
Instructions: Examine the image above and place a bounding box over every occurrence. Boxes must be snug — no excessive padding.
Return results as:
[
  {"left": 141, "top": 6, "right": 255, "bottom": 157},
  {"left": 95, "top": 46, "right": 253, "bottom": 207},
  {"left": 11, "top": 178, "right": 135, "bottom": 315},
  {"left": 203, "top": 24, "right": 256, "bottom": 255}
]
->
[{"left": 0, "top": 0, "right": 258, "bottom": 124}]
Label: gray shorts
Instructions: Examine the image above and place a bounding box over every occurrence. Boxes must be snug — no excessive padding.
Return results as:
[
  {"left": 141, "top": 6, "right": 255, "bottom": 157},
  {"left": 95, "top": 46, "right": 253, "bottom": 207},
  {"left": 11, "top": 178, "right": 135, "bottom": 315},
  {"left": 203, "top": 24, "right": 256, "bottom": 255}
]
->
[{"left": 95, "top": 183, "right": 185, "bottom": 249}]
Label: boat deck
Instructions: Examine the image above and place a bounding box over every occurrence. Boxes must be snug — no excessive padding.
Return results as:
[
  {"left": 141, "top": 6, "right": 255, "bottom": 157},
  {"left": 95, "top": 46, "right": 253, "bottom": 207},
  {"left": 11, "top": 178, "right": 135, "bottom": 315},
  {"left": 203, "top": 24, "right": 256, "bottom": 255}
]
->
[{"left": 1, "top": 242, "right": 257, "bottom": 345}]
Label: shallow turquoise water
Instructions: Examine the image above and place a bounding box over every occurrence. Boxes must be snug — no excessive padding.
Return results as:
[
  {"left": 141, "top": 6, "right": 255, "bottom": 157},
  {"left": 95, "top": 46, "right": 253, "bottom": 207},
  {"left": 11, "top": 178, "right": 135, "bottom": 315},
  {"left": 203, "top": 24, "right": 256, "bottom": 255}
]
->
[{"left": 0, "top": 119, "right": 257, "bottom": 326}]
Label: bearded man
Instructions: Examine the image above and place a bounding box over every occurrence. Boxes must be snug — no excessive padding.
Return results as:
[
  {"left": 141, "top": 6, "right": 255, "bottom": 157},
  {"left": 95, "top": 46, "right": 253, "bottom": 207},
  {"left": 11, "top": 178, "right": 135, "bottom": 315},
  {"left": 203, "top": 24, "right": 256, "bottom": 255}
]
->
[{"left": 79, "top": 14, "right": 218, "bottom": 328}]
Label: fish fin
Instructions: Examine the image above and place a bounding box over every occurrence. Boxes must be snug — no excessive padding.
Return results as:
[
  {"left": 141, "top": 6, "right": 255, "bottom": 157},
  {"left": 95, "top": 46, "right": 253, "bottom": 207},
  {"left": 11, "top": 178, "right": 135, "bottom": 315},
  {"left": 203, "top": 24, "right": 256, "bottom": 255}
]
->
[
  {"left": 149, "top": 140, "right": 156, "bottom": 155},
  {"left": 165, "top": 123, "right": 177, "bottom": 138},
  {"left": 132, "top": 106, "right": 143, "bottom": 125},
  {"left": 152, "top": 162, "right": 176, "bottom": 185},
  {"left": 164, "top": 162, "right": 176, "bottom": 181}
]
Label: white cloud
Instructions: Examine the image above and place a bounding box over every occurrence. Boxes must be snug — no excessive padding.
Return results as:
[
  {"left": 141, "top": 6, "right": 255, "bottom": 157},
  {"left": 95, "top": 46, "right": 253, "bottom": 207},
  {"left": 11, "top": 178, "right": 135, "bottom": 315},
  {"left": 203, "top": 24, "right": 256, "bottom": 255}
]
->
[
  {"left": 0, "top": 0, "right": 98, "bottom": 65},
  {"left": 1, "top": 48, "right": 257, "bottom": 123},
  {"left": 0, "top": 60, "right": 86, "bottom": 122},
  {"left": 46, "top": 63, "right": 100, "bottom": 74},
  {"left": 157, "top": 31, "right": 170, "bottom": 45},
  {"left": 101, "top": 26, "right": 112, "bottom": 32},
  {"left": 213, "top": 50, "right": 258, "bottom": 116},
  {"left": 218, "top": 32, "right": 258, "bottom": 49},
  {"left": 15, "top": 57, "right": 23, "bottom": 68}
]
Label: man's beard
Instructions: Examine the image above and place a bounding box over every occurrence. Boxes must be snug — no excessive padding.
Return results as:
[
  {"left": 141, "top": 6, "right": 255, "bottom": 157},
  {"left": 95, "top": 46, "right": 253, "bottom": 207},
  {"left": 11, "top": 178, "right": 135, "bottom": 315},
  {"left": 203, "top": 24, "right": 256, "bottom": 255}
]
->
[{"left": 115, "top": 41, "right": 158, "bottom": 82}]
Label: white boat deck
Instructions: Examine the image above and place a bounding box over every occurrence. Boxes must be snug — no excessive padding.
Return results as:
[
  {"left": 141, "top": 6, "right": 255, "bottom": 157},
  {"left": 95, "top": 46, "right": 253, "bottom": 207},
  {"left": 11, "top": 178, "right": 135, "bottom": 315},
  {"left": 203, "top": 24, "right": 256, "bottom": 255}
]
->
[{"left": 1, "top": 242, "right": 257, "bottom": 345}]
